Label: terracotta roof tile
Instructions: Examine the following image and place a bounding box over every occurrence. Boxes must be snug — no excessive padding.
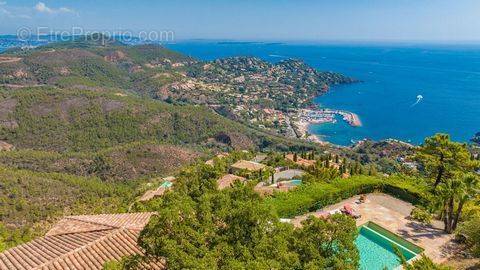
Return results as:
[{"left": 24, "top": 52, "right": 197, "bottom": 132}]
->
[
  {"left": 46, "top": 219, "right": 112, "bottom": 237},
  {"left": 139, "top": 188, "right": 167, "bottom": 202},
  {"left": 217, "top": 174, "right": 246, "bottom": 190},
  {"left": 230, "top": 160, "right": 266, "bottom": 172},
  {"left": 285, "top": 154, "right": 316, "bottom": 167},
  {"left": 0, "top": 213, "right": 163, "bottom": 270},
  {"left": 62, "top": 212, "right": 155, "bottom": 231}
]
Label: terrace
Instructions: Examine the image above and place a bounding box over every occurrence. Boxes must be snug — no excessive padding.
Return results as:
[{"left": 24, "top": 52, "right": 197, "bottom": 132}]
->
[
  {"left": 273, "top": 169, "right": 304, "bottom": 182},
  {"left": 289, "top": 193, "right": 456, "bottom": 265}
]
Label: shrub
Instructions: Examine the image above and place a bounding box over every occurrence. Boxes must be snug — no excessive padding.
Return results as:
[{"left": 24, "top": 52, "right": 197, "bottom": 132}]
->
[
  {"left": 382, "top": 175, "right": 430, "bottom": 205},
  {"left": 410, "top": 207, "right": 432, "bottom": 224},
  {"left": 265, "top": 175, "right": 430, "bottom": 218},
  {"left": 457, "top": 217, "right": 480, "bottom": 257},
  {"left": 265, "top": 176, "right": 384, "bottom": 217}
]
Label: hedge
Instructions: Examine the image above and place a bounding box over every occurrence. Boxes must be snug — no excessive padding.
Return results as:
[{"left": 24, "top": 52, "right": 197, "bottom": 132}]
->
[{"left": 265, "top": 175, "right": 430, "bottom": 218}]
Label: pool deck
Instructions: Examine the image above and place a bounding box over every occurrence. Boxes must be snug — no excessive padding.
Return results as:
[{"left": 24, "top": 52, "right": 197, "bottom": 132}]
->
[
  {"left": 273, "top": 169, "right": 305, "bottom": 182},
  {"left": 290, "top": 193, "right": 456, "bottom": 263}
]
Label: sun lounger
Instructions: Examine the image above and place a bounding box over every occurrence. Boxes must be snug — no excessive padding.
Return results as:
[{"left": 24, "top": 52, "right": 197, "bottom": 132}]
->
[
  {"left": 328, "top": 209, "right": 342, "bottom": 215},
  {"left": 279, "top": 218, "right": 292, "bottom": 223},
  {"left": 342, "top": 204, "right": 361, "bottom": 218}
]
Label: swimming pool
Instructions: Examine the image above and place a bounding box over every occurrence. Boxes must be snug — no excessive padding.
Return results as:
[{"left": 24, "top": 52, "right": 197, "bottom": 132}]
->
[
  {"left": 356, "top": 222, "right": 423, "bottom": 270},
  {"left": 160, "top": 181, "right": 173, "bottom": 188},
  {"left": 290, "top": 179, "right": 302, "bottom": 186}
]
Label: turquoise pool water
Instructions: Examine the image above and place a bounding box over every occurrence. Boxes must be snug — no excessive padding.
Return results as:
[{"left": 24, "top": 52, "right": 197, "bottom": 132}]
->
[
  {"left": 160, "top": 181, "right": 173, "bottom": 188},
  {"left": 356, "top": 225, "right": 418, "bottom": 270},
  {"left": 290, "top": 179, "right": 302, "bottom": 186}
]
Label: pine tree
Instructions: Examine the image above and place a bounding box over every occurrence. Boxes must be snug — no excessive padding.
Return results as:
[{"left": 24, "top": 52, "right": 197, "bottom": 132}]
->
[{"left": 354, "top": 162, "right": 361, "bottom": 174}]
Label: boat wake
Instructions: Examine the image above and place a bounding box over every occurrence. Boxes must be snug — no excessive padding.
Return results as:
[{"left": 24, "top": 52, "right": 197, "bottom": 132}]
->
[{"left": 410, "top": 94, "right": 423, "bottom": 107}]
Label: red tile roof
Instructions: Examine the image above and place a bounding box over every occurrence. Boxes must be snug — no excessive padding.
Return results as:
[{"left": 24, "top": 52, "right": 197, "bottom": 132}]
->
[
  {"left": 139, "top": 187, "right": 169, "bottom": 202},
  {"left": 230, "top": 160, "right": 266, "bottom": 172},
  {"left": 217, "top": 174, "right": 246, "bottom": 190},
  {"left": 0, "top": 212, "right": 163, "bottom": 270}
]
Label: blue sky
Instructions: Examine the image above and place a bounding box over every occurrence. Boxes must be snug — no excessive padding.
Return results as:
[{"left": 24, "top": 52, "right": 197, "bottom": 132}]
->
[{"left": 1, "top": 0, "right": 480, "bottom": 42}]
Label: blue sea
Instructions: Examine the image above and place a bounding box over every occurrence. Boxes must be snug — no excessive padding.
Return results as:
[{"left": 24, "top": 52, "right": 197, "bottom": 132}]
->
[
  {"left": 1, "top": 38, "right": 479, "bottom": 146},
  {"left": 166, "top": 41, "right": 480, "bottom": 146}
]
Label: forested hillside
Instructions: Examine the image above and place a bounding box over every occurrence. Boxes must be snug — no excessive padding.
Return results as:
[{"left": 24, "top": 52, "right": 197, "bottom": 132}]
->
[
  {"left": 0, "top": 37, "right": 322, "bottom": 250},
  {"left": 0, "top": 165, "right": 137, "bottom": 250}
]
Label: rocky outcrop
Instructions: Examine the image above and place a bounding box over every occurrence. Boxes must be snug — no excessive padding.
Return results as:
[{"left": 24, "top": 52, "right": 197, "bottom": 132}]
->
[{"left": 0, "top": 141, "right": 14, "bottom": 151}]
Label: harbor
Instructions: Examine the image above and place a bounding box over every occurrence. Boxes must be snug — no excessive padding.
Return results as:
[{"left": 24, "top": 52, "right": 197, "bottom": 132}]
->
[
  {"left": 299, "top": 108, "right": 362, "bottom": 127},
  {"left": 293, "top": 108, "right": 362, "bottom": 145}
]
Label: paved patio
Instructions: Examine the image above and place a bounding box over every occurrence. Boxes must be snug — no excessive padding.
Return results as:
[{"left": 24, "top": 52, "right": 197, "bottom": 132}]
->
[
  {"left": 273, "top": 169, "right": 304, "bottom": 182},
  {"left": 290, "top": 193, "right": 456, "bottom": 263}
]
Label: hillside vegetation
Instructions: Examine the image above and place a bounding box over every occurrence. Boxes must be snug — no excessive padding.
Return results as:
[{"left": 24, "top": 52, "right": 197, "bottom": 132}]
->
[
  {"left": 0, "top": 142, "right": 203, "bottom": 181},
  {"left": 0, "top": 38, "right": 324, "bottom": 250},
  {"left": 0, "top": 87, "right": 248, "bottom": 151},
  {"left": 0, "top": 166, "right": 137, "bottom": 251},
  {"left": 0, "top": 87, "right": 317, "bottom": 179}
]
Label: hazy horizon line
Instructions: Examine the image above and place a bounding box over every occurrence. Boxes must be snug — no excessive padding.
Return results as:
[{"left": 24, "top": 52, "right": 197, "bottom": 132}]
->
[{"left": 2, "top": 33, "right": 480, "bottom": 46}]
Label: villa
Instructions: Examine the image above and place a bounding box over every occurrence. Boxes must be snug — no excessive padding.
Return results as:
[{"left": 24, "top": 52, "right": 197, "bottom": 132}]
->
[
  {"left": 217, "top": 174, "right": 246, "bottom": 190},
  {"left": 0, "top": 213, "right": 164, "bottom": 270},
  {"left": 285, "top": 154, "right": 316, "bottom": 167},
  {"left": 230, "top": 160, "right": 266, "bottom": 173},
  {"left": 139, "top": 180, "right": 174, "bottom": 202},
  {"left": 205, "top": 153, "right": 230, "bottom": 166},
  {"left": 205, "top": 159, "right": 215, "bottom": 166},
  {"left": 162, "top": 176, "right": 176, "bottom": 182},
  {"left": 287, "top": 193, "right": 455, "bottom": 268},
  {"left": 251, "top": 154, "right": 267, "bottom": 163}
]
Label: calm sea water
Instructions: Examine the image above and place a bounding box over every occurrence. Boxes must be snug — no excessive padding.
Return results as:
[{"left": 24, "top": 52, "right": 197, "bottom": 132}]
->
[
  {"left": 1, "top": 38, "right": 479, "bottom": 146},
  {"left": 167, "top": 41, "right": 480, "bottom": 146}
]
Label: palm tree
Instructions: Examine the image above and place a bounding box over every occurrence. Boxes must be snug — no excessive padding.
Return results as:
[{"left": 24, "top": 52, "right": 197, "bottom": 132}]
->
[
  {"left": 452, "top": 174, "right": 479, "bottom": 231},
  {"left": 436, "top": 173, "right": 479, "bottom": 233},
  {"left": 436, "top": 179, "right": 459, "bottom": 233}
]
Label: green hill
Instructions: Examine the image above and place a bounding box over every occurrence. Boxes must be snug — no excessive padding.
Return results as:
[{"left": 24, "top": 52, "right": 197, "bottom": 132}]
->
[
  {"left": 0, "top": 87, "right": 311, "bottom": 152},
  {"left": 0, "top": 37, "right": 193, "bottom": 93},
  {"left": 0, "top": 86, "right": 317, "bottom": 181}
]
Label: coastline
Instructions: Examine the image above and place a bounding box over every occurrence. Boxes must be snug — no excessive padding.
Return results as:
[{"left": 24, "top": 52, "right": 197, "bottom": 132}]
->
[
  {"left": 295, "top": 119, "right": 327, "bottom": 145},
  {"left": 347, "top": 112, "right": 362, "bottom": 127},
  {"left": 326, "top": 109, "right": 362, "bottom": 127},
  {"left": 293, "top": 107, "right": 362, "bottom": 145}
]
